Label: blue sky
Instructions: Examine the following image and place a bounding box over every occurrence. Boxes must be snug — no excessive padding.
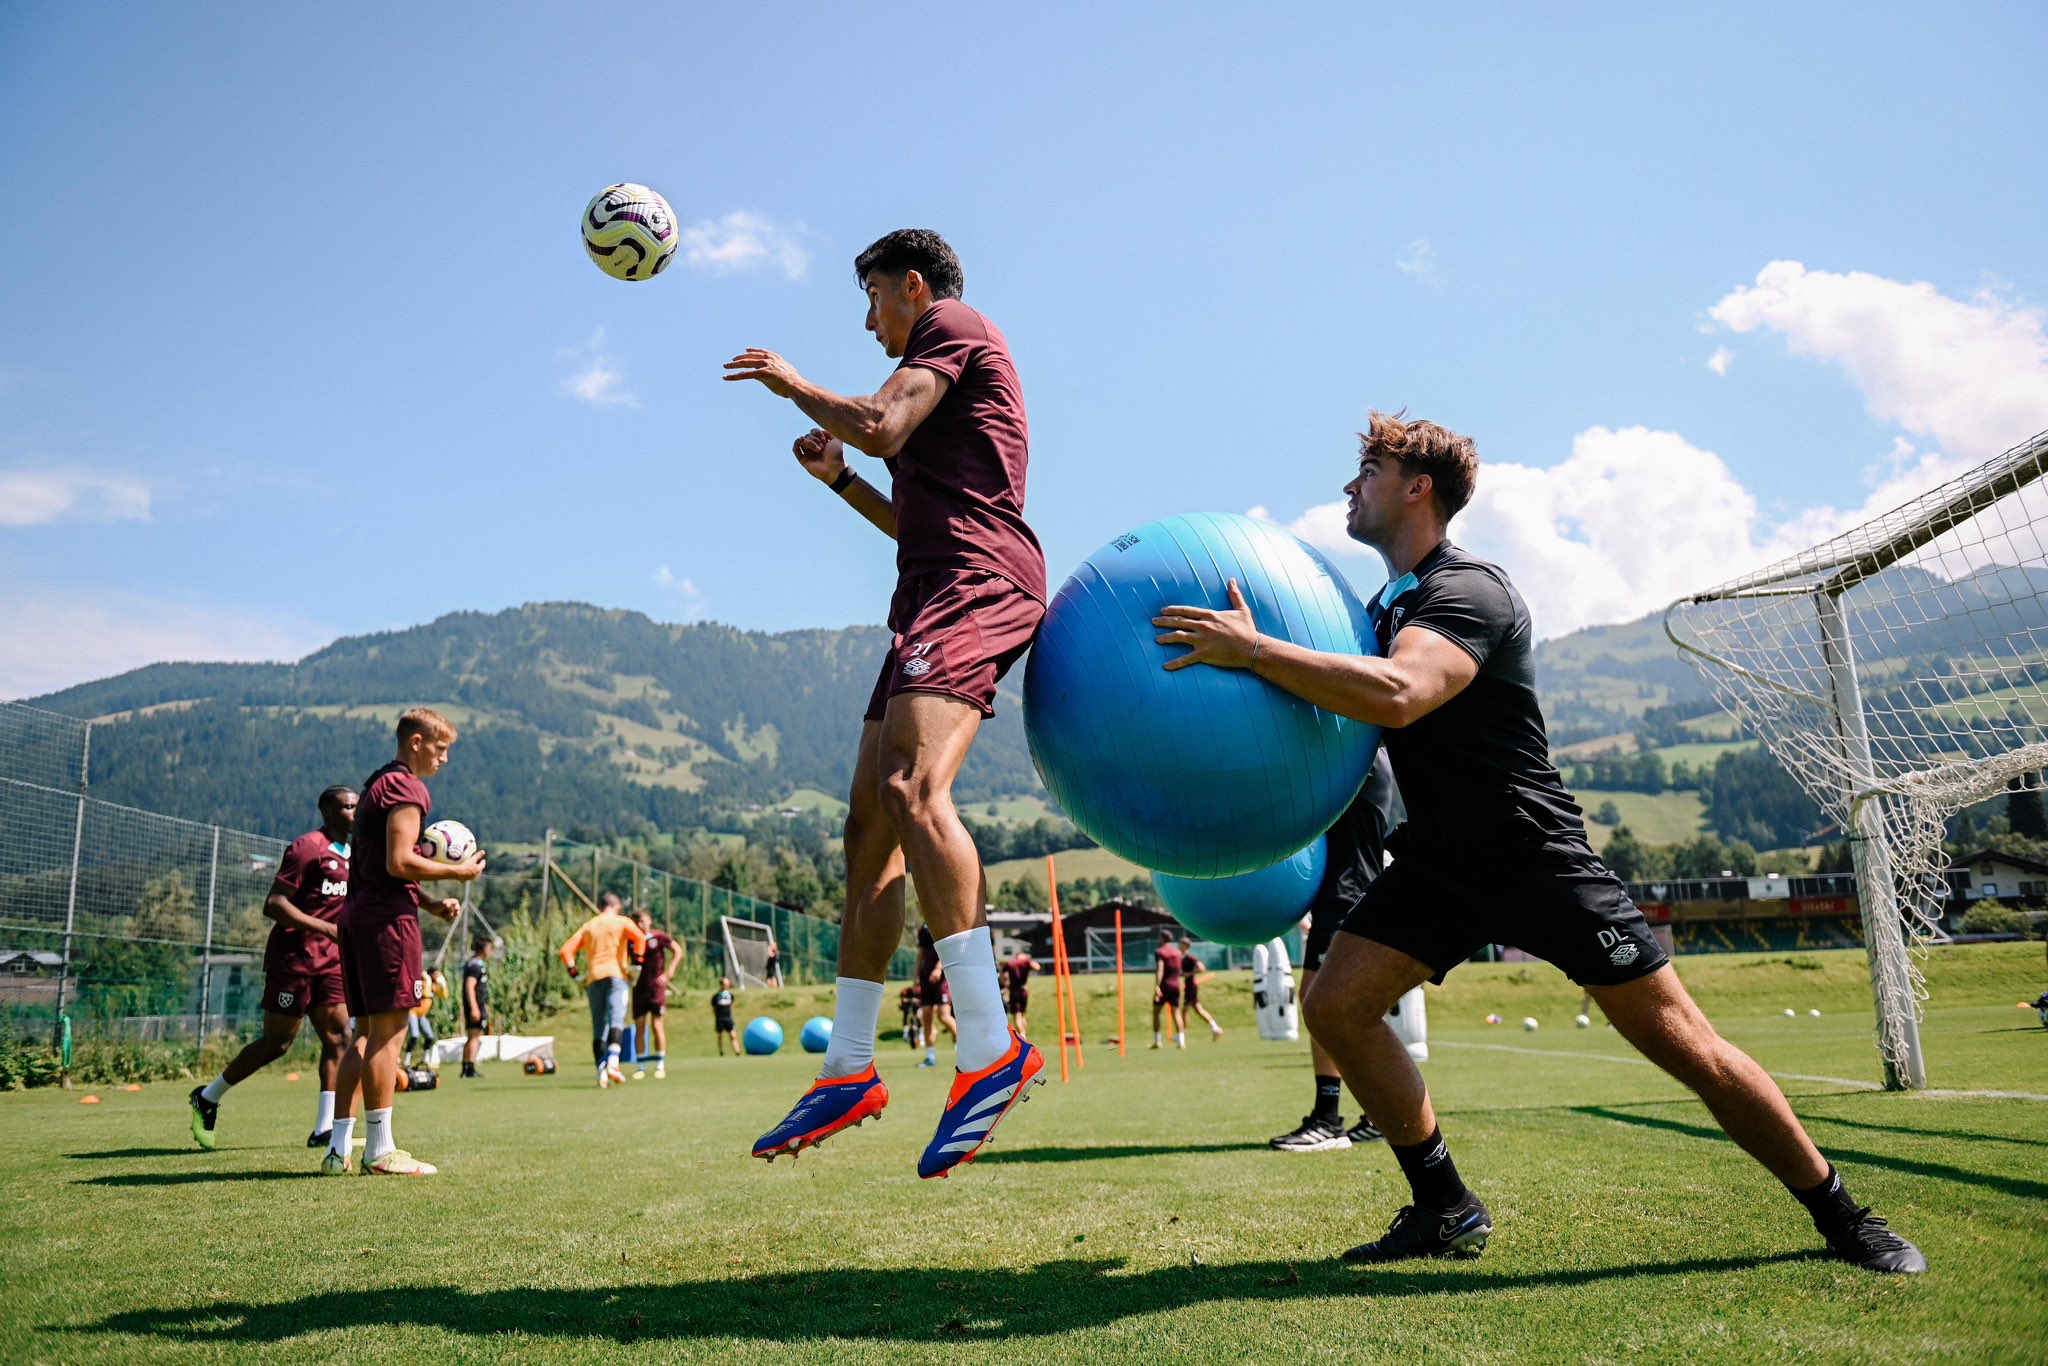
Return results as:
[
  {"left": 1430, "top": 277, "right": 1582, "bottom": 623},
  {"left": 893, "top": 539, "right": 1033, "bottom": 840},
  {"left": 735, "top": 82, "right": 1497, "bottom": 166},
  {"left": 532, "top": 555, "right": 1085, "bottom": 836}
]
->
[{"left": 3, "top": 3, "right": 2045, "bottom": 698}]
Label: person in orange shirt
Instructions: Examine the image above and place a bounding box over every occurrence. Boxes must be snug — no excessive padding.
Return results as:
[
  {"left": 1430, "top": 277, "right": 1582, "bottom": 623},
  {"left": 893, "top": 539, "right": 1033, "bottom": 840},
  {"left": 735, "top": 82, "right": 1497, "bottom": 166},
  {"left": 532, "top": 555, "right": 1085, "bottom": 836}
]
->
[{"left": 560, "top": 892, "right": 648, "bottom": 1088}]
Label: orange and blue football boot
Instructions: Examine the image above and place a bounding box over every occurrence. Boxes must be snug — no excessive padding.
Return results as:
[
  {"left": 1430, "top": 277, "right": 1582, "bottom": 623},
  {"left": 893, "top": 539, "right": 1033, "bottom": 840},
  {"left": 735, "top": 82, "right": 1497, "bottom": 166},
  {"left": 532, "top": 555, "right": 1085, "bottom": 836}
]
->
[
  {"left": 918, "top": 1032, "right": 1045, "bottom": 1179},
  {"left": 752, "top": 1064, "right": 889, "bottom": 1162}
]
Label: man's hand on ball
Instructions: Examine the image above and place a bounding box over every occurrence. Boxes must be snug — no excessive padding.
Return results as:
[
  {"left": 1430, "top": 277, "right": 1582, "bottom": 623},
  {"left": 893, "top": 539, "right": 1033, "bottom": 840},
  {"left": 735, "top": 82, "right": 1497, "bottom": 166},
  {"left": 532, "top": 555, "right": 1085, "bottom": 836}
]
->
[
  {"left": 793, "top": 428, "right": 847, "bottom": 483},
  {"left": 723, "top": 347, "right": 801, "bottom": 397},
  {"left": 452, "top": 849, "right": 487, "bottom": 882},
  {"left": 1154, "top": 578, "right": 1261, "bottom": 671},
  {"left": 429, "top": 897, "right": 462, "bottom": 922}
]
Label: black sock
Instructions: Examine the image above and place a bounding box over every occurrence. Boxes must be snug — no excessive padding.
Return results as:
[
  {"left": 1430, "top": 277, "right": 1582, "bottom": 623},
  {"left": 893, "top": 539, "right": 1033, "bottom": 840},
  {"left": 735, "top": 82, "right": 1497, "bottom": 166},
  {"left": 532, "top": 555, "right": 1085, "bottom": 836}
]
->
[
  {"left": 606, "top": 1026, "right": 624, "bottom": 1056},
  {"left": 593, "top": 1039, "right": 606, "bottom": 1066},
  {"left": 1390, "top": 1127, "right": 1468, "bottom": 1210},
  {"left": 1790, "top": 1165, "right": 1860, "bottom": 1227},
  {"left": 1312, "top": 1075, "right": 1343, "bottom": 1123}
]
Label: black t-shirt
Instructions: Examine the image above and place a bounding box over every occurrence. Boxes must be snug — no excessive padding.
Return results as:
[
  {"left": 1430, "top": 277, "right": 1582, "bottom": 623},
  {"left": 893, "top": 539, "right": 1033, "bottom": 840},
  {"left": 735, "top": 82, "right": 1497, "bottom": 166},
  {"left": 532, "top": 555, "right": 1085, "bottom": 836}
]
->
[
  {"left": 712, "top": 989, "right": 734, "bottom": 1020},
  {"left": 462, "top": 956, "right": 490, "bottom": 1009},
  {"left": 1315, "top": 748, "right": 1396, "bottom": 912},
  {"left": 1370, "top": 541, "right": 1590, "bottom": 860}
]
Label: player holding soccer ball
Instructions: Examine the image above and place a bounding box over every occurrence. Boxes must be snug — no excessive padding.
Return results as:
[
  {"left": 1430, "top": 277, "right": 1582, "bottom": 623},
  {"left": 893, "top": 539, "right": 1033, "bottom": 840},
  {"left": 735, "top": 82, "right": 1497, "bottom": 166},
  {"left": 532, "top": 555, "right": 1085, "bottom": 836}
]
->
[
  {"left": 729, "top": 230, "right": 1047, "bottom": 1175},
  {"left": 322, "top": 709, "right": 485, "bottom": 1177},
  {"left": 189, "top": 785, "right": 357, "bottom": 1152},
  {"left": 1158, "top": 412, "right": 1924, "bottom": 1273}
]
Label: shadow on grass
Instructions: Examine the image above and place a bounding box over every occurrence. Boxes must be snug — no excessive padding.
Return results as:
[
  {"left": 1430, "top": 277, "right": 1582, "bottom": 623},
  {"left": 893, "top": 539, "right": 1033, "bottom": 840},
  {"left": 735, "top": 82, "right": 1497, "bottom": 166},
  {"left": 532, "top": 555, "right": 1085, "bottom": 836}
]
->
[
  {"left": 64, "top": 1252, "right": 1819, "bottom": 1345},
  {"left": 975, "top": 1142, "right": 1270, "bottom": 1165},
  {"left": 77, "top": 1171, "right": 321, "bottom": 1188},
  {"left": 65, "top": 1148, "right": 194, "bottom": 1161},
  {"left": 1795, "top": 1111, "right": 2048, "bottom": 1148},
  {"left": 1574, "top": 1106, "right": 2048, "bottom": 1201}
]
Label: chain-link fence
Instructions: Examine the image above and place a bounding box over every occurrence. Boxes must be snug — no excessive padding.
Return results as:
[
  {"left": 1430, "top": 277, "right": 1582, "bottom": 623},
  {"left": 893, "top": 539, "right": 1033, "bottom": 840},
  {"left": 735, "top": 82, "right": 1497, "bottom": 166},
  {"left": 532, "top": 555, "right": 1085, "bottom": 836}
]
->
[{"left": 0, "top": 700, "right": 908, "bottom": 1051}]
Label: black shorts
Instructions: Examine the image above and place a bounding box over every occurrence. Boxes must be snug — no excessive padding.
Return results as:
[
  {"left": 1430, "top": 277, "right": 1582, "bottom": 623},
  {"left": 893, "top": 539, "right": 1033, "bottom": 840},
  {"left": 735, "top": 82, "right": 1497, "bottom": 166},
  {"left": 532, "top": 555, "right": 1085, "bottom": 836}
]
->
[
  {"left": 917, "top": 982, "right": 948, "bottom": 1008},
  {"left": 1301, "top": 904, "right": 1342, "bottom": 973},
  {"left": 714, "top": 1014, "right": 735, "bottom": 1034},
  {"left": 464, "top": 1009, "right": 489, "bottom": 1032},
  {"left": 1339, "top": 850, "right": 1668, "bottom": 988}
]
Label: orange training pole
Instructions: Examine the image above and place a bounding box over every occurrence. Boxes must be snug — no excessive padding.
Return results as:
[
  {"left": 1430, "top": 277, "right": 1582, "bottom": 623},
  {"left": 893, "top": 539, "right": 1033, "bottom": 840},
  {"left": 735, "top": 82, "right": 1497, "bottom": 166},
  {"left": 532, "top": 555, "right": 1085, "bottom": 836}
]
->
[
  {"left": 1114, "top": 907, "right": 1126, "bottom": 1057},
  {"left": 1047, "top": 859, "right": 1071, "bottom": 1082},
  {"left": 1048, "top": 861, "right": 1084, "bottom": 1070}
]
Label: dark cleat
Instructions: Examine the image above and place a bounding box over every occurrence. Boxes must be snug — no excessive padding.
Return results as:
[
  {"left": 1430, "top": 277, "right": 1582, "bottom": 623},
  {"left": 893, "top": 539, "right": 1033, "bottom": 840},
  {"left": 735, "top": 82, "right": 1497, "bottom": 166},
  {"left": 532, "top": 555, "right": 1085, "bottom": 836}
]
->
[
  {"left": 1345, "top": 1118, "right": 1384, "bottom": 1145},
  {"left": 307, "top": 1129, "right": 331, "bottom": 1149},
  {"left": 1342, "top": 1194, "right": 1493, "bottom": 1263},
  {"left": 1820, "top": 1207, "right": 1927, "bottom": 1274},
  {"left": 1270, "top": 1115, "right": 1351, "bottom": 1153}
]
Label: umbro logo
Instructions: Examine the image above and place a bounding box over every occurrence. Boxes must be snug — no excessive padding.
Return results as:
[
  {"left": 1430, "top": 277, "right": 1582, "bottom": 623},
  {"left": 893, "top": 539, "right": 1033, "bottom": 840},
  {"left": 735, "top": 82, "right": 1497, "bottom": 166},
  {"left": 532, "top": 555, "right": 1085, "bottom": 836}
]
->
[
  {"left": 902, "top": 656, "right": 933, "bottom": 678},
  {"left": 1610, "top": 943, "right": 1639, "bottom": 966}
]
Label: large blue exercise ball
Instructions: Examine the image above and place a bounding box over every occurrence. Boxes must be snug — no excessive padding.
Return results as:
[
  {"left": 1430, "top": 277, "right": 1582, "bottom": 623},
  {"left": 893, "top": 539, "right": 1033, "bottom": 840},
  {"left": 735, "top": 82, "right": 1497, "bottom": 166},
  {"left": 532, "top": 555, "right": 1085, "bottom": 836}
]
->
[
  {"left": 742, "top": 1018, "right": 784, "bottom": 1056},
  {"left": 799, "top": 1016, "right": 833, "bottom": 1053},
  {"left": 1154, "top": 837, "right": 1327, "bottom": 946},
  {"left": 1024, "top": 512, "right": 1381, "bottom": 878}
]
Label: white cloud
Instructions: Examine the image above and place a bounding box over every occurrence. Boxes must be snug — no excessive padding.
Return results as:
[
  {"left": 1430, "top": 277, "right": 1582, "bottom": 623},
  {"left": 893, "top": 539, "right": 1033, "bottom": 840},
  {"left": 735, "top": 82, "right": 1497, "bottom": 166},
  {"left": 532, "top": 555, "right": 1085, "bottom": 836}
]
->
[
  {"left": 654, "top": 564, "right": 707, "bottom": 620},
  {"left": 1711, "top": 260, "right": 2048, "bottom": 459},
  {"left": 0, "top": 588, "right": 326, "bottom": 701},
  {"left": 560, "top": 329, "right": 637, "bottom": 408},
  {"left": 1706, "top": 345, "right": 1732, "bottom": 377},
  {"left": 0, "top": 467, "right": 152, "bottom": 528},
  {"left": 680, "top": 211, "right": 810, "bottom": 281},
  {"left": 1394, "top": 238, "right": 1437, "bottom": 284}
]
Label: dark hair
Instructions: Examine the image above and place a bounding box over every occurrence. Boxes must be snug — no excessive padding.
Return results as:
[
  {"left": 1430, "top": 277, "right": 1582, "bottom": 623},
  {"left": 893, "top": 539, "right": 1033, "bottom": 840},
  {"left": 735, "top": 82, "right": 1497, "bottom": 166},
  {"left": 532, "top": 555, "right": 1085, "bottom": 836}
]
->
[
  {"left": 599, "top": 892, "right": 622, "bottom": 909},
  {"left": 1359, "top": 410, "right": 1480, "bottom": 519},
  {"left": 317, "top": 785, "right": 355, "bottom": 811},
  {"left": 472, "top": 935, "right": 492, "bottom": 952},
  {"left": 854, "top": 229, "right": 963, "bottom": 300}
]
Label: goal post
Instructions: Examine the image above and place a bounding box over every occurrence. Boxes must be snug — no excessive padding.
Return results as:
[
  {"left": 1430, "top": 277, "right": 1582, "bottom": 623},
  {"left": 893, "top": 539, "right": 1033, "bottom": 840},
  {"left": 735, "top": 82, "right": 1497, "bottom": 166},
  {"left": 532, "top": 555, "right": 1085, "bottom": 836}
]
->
[
  {"left": 719, "top": 916, "right": 778, "bottom": 990},
  {"left": 1667, "top": 426, "right": 2048, "bottom": 1090}
]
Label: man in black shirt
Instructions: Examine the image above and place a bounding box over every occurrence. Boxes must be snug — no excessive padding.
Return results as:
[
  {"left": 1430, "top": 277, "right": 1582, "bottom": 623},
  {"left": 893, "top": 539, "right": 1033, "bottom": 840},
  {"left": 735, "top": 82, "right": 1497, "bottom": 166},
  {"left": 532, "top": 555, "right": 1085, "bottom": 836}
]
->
[
  {"left": 1155, "top": 410, "right": 1923, "bottom": 1275},
  {"left": 460, "top": 937, "right": 493, "bottom": 1079},
  {"left": 713, "top": 977, "right": 738, "bottom": 1057}
]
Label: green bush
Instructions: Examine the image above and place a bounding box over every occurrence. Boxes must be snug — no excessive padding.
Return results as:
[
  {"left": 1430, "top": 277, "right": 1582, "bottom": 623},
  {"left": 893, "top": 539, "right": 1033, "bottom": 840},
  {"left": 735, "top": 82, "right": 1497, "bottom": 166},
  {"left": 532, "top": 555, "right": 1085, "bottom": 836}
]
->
[{"left": 1959, "top": 899, "right": 2031, "bottom": 936}]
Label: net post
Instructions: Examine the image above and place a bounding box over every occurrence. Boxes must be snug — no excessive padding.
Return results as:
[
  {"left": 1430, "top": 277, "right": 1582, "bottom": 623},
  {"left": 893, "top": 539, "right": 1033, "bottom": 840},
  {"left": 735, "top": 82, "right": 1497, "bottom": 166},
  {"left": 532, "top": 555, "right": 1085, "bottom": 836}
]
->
[
  {"left": 1114, "top": 907, "right": 1126, "bottom": 1057},
  {"left": 200, "top": 825, "right": 221, "bottom": 1041},
  {"left": 1817, "top": 589, "right": 1927, "bottom": 1090},
  {"left": 53, "top": 722, "right": 89, "bottom": 1026},
  {"left": 539, "top": 828, "right": 554, "bottom": 924}
]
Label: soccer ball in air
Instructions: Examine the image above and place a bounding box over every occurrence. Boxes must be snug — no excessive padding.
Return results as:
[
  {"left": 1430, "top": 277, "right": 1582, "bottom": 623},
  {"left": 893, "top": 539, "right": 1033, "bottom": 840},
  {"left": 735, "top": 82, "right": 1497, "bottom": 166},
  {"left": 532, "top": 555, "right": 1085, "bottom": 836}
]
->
[
  {"left": 421, "top": 820, "right": 476, "bottom": 864},
  {"left": 581, "top": 183, "right": 678, "bottom": 281}
]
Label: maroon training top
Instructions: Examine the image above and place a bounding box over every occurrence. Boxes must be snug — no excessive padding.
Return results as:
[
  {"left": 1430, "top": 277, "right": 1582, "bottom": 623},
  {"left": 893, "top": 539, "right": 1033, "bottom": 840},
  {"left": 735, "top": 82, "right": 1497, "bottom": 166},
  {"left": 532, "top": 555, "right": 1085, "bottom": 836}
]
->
[
  {"left": 637, "top": 931, "right": 675, "bottom": 987},
  {"left": 1005, "top": 956, "right": 1034, "bottom": 992},
  {"left": 263, "top": 830, "right": 350, "bottom": 976},
  {"left": 346, "top": 760, "right": 429, "bottom": 925},
  {"left": 888, "top": 299, "right": 1045, "bottom": 602},
  {"left": 1155, "top": 943, "right": 1184, "bottom": 988}
]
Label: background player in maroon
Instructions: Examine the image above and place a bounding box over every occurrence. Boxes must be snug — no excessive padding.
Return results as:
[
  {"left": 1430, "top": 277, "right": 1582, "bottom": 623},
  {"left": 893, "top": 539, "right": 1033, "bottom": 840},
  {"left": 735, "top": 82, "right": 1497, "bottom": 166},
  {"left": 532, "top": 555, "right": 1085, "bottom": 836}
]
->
[
  {"left": 631, "top": 908, "right": 678, "bottom": 1079},
  {"left": 188, "top": 784, "right": 356, "bottom": 1151},
  {"left": 728, "top": 229, "right": 1048, "bottom": 1170},
  {"left": 1177, "top": 936, "right": 1223, "bottom": 1041},
  {"left": 1151, "top": 928, "right": 1185, "bottom": 1049},
  {"left": 324, "top": 708, "right": 484, "bottom": 1177},
  {"left": 1002, "top": 948, "right": 1043, "bottom": 1039}
]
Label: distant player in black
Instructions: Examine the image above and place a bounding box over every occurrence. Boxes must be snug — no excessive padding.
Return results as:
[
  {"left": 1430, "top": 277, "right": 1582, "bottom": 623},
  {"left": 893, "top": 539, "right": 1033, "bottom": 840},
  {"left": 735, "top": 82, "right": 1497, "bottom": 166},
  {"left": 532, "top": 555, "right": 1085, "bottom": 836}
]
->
[
  {"left": 713, "top": 978, "right": 738, "bottom": 1057},
  {"left": 461, "top": 937, "right": 493, "bottom": 1078},
  {"left": 1157, "top": 409, "right": 1924, "bottom": 1273}
]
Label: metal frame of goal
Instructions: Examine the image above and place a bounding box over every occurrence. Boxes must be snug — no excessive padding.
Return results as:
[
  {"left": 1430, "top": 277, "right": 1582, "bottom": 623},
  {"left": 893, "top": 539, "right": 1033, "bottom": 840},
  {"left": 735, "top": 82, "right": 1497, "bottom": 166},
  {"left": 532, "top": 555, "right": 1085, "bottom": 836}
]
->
[
  {"left": 719, "top": 915, "right": 780, "bottom": 990},
  {"left": 1666, "top": 427, "right": 2048, "bottom": 1090}
]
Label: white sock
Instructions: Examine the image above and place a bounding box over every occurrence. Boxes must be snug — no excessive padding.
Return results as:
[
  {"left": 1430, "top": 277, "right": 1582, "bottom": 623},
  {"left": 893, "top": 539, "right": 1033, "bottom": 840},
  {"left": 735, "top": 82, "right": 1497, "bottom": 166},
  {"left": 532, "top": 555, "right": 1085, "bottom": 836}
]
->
[
  {"left": 200, "top": 1074, "right": 232, "bottom": 1105},
  {"left": 607, "top": 1044, "right": 621, "bottom": 1066},
  {"left": 934, "top": 928, "right": 1010, "bottom": 1072},
  {"left": 819, "top": 977, "right": 884, "bottom": 1079},
  {"left": 1154, "top": 1031, "right": 1162, "bottom": 1045},
  {"left": 314, "top": 1091, "right": 336, "bottom": 1135},
  {"left": 1177, "top": 1032, "right": 1187, "bottom": 1047},
  {"left": 364, "top": 1107, "right": 394, "bottom": 1163},
  {"left": 328, "top": 1117, "right": 355, "bottom": 1157}
]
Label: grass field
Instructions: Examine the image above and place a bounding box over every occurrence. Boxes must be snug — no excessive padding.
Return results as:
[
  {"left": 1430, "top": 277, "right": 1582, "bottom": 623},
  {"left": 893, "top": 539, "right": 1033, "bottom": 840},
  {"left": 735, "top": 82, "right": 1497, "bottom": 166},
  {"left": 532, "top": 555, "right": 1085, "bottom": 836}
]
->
[
  {"left": 1578, "top": 788, "right": 1710, "bottom": 844},
  {"left": 4, "top": 945, "right": 2043, "bottom": 1363},
  {"left": 986, "top": 844, "right": 1152, "bottom": 890}
]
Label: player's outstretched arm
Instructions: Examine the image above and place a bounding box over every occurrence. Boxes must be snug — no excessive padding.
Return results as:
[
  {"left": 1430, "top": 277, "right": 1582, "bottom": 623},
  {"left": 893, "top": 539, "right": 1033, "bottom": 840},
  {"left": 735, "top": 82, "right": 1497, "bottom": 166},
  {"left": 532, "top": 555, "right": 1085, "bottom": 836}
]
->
[
  {"left": 723, "top": 350, "right": 949, "bottom": 459},
  {"left": 1154, "top": 579, "right": 1480, "bottom": 728},
  {"left": 793, "top": 429, "right": 896, "bottom": 539}
]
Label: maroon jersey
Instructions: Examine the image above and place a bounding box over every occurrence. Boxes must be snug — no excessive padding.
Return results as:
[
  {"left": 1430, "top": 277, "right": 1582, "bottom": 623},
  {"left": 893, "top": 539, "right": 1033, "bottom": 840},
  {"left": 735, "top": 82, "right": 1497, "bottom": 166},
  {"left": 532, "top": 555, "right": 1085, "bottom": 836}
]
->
[
  {"left": 347, "top": 760, "right": 430, "bottom": 924},
  {"left": 637, "top": 931, "right": 676, "bottom": 985},
  {"left": 1004, "top": 956, "right": 1035, "bottom": 992},
  {"left": 1155, "top": 943, "right": 1184, "bottom": 988},
  {"left": 262, "top": 830, "right": 350, "bottom": 976},
  {"left": 888, "top": 299, "right": 1045, "bottom": 603}
]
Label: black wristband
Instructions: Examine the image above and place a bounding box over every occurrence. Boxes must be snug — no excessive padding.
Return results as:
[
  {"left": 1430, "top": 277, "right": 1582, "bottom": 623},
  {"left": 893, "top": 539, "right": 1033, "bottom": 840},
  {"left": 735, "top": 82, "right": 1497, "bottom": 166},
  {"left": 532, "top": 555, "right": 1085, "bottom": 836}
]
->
[{"left": 828, "top": 467, "right": 857, "bottom": 495}]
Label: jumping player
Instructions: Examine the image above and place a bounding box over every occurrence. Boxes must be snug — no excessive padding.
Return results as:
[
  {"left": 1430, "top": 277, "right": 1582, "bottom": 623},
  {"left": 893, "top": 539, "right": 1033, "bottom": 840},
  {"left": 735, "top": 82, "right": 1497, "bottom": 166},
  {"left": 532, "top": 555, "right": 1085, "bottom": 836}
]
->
[
  {"left": 1151, "top": 928, "right": 1184, "bottom": 1049},
  {"left": 1156, "top": 410, "right": 1924, "bottom": 1272},
  {"left": 324, "top": 710, "right": 483, "bottom": 1176},
  {"left": 189, "top": 785, "right": 356, "bottom": 1151},
  {"left": 1002, "top": 948, "right": 1043, "bottom": 1039},
  {"left": 632, "top": 909, "right": 679, "bottom": 1080},
  {"left": 731, "top": 229, "right": 1048, "bottom": 1175},
  {"left": 713, "top": 977, "right": 738, "bottom": 1057},
  {"left": 460, "top": 936, "right": 492, "bottom": 1078},
  {"left": 560, "top": 892, "right": 647, "bottom": 1088},
  {"left": 1176, "top": 937, "right": 1223, "bottom": 1041},
  {"left": 1271, "top": 753, "right": 1397, "bottom": 1154}
]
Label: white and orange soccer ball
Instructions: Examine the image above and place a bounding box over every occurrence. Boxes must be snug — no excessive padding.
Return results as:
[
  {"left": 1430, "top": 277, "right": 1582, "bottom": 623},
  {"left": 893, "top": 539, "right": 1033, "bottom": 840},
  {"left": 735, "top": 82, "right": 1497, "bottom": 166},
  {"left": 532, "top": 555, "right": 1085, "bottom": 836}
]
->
[
  {"left": 421, "top": 820, "right": 476, "bottom": 865},
  {"left": 581, "top": 183, "right": 678, "bottom": 281}
]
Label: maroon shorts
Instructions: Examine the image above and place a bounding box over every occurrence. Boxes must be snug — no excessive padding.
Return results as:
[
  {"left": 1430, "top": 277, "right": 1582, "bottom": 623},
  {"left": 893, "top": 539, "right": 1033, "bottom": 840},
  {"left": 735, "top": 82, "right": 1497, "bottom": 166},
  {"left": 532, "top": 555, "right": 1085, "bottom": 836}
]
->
[
  {"left": 633, "top": 984, "right": 668, "bottom": 1017},
  {"left": 864, "top": 570, "right": 1044, "bottom": 722},
  {"left": 1154, "top": 985, "right": 1184, "bottom": 1008},
  {"left": 1007, "top": 988, "right": 1028, "bottom": 1014},
  {"left": 338, "top": 915, "right": 426, "bottom": 1018},
  {"left": 263, "top": 966, "right": 346, "bottom": 1018}
]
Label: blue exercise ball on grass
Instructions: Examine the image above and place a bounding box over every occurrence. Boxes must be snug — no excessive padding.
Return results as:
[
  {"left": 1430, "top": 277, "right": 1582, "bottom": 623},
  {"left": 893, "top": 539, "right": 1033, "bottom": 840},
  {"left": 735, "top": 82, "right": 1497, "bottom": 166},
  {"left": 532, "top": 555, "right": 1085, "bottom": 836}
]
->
[
  {"left": 1155, "top": 837, "right": 1327, "bottom": 946},
  {"left": 799, "top": 1016, "right": 833, "bottom": 1053},
  {"left": 742, "top": 1018, "right": 784, "bottom": 1056},
  {"left": 1024, "top": 512, "right": 1381, "bottom": 878}
]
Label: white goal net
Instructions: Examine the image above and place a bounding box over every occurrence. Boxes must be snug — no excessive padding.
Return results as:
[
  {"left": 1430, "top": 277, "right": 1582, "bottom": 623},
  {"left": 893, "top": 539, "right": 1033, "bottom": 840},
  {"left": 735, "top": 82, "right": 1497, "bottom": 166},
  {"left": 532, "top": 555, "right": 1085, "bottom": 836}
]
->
[
  {"left": 720, "top": 916, "right": 779, "bottom": 990},
  {"left": 1667, "top": 427, "right": 2048, "bottom": 1089}
]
